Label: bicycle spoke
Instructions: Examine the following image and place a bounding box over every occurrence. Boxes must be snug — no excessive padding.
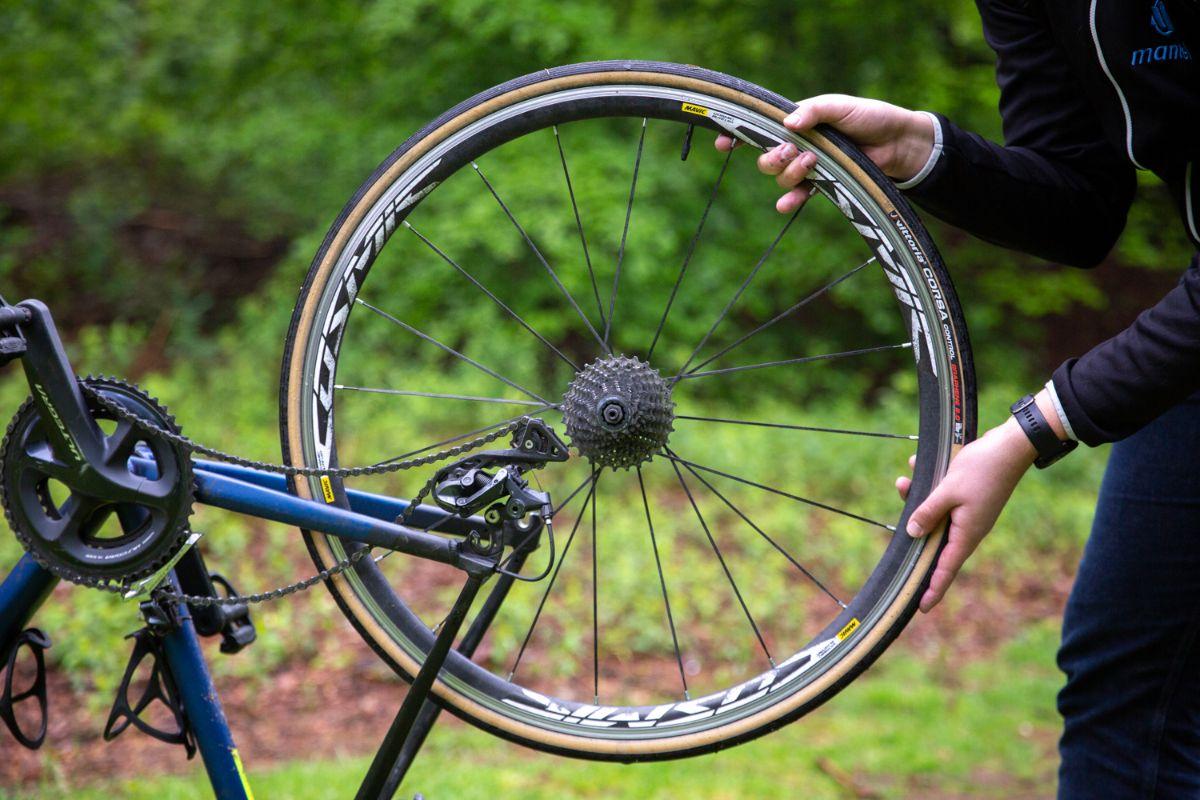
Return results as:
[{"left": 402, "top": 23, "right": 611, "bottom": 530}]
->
[
  {"left": 674, "top": 414, "right": 917, "bottom": 441},
  {"left": 674, "top": 342, "right": 911, "bottom": 382},
  {"left": 508, "top": 475, "right": 599, "bottom": 682},
  {"left": 661, "top": 450, "right": 896, "bottom": 533},
  {"left": 402, "top": 220, "right": 579, "bottom": 371},
  {"left": 472, "top": 161, "right": 609, "bottom": 353},
  {"left": 551, "top": 473, "right": 595, "bottom": 518},
  {"left": 646, "top": 150, "right": 733, "bottom": 360},
  {"left": 685, "top": 257, "right": 877, "bottom": 375},
  {"left": 554, "top": 125, "right": 606, "bottom": 329},
  {"left": 591, "top": 479, "right": 600, "bottom": 704},
  {"left": 637, "top": 467, "right": 690, "bottom": 699},
  {"left": 669, "top": 459, "right": 774, "bottom": 668},
  {"left": 381, "top": 408, "right": 551, "bottom": 465},
  {"left": 603, "top": 118, "right": 647, "bottom": 349},
  {"left": 335, "top": 385, "right": 552, "bottom": 408},
  {"left": 356, "top": 298, "right": 551, "bottom": 405},
  {"left": 673, "top": 209, "right": 801, "bottom": 379},
  {"left": 675, "top": 459, "right": 846, "bottom": 609}
]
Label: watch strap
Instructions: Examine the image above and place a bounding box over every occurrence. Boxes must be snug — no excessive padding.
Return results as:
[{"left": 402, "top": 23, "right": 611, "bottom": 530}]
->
[{"left": 1010, "top": 394, "right": 1077, "bottom": 469}]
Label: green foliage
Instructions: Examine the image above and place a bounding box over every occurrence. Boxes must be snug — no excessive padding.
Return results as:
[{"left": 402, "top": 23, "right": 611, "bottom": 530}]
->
[{"left": 1, "top": 0, "right": 1189, "bottom": 366}]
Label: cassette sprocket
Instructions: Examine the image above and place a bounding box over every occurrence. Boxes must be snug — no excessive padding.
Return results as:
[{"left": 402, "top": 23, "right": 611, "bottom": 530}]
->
[
  {"left": 0, "top": 377, "right": 193, "bottom": 588},
  {"left": 561, "top": 355, "right": 674, "bottom": 470}
]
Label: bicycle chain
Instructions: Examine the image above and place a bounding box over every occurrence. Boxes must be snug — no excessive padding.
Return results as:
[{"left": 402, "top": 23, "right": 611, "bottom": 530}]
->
[{"left": 74, "top": 382, "right": 523, "bottom": 607}]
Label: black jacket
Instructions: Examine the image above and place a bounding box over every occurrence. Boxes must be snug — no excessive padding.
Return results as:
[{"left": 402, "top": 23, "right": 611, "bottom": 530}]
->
[{"left": 904, "top": 0, "right": 1200, "bottom": 445}]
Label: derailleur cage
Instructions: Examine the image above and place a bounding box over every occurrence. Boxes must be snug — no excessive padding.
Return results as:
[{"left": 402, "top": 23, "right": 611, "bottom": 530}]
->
[
  {"left": 1, "top": 627, "right": 52, "bottom": 750},
  {"left": 429, "top": 419, "right": 567, "bottom": 527}
]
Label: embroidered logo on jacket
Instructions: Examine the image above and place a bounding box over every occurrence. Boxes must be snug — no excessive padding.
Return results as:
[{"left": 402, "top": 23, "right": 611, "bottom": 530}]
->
[
  {"left": 1151, "top": 0, "right": 1174, "bottom": 36},
  {"left": 1132, "top": 0, "right": 1192, "bottom": 65}
]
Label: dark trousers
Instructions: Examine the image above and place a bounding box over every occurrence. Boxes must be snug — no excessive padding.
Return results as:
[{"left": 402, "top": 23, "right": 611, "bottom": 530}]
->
[{"left": 1058, "top": 395, "right": 1200, "bottom": 798}]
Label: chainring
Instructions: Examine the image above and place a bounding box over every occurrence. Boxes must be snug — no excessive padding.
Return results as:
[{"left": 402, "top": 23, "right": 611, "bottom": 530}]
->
[{"left": 0, "top": 376, "right": 194, "bottom": 588}]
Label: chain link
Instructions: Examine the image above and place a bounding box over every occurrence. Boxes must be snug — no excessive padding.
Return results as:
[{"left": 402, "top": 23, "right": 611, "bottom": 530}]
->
[
  {"left": 81, "top": 383, "right": 523, "bottom": 479},
  {"left": 75, "top": 383, "right": 522, "bottom": 607}
]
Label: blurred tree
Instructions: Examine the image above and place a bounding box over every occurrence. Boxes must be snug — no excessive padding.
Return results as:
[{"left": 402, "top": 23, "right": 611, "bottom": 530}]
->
[{"left": 0, "top": 0, "right": 1190, "bottom": 378}]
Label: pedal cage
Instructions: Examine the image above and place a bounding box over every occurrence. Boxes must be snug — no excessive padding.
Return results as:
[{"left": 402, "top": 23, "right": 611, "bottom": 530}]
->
[
  {"left": 0, "top": 627, "right": 51, "bottom": 750},
  {"left": 103, "top": 628, "right": 196, "bottom": 759}
]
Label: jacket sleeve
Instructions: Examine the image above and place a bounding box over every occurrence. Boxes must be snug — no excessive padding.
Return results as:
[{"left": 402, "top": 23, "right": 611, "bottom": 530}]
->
[
  {"left": 902, "top": 0, "right": 1137, "bottom": 268},
  {"left": 1052, "top": 255, "right": 1200, "bottom": 445}
]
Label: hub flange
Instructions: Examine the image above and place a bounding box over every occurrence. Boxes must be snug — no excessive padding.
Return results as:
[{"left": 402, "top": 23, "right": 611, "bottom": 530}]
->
[{"left": 561, "top": 356, "right": 674, "bottom": 469}]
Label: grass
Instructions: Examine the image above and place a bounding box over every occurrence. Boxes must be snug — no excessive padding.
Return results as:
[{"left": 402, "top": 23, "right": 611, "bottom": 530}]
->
[{"left": 6, "top": 621, "right": 1063, "bottom": 799}]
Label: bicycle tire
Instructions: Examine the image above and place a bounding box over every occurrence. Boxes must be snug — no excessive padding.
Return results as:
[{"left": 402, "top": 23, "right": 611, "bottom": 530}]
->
[{"left": 279, "top": 60, "right": 975, "bottom": 761}]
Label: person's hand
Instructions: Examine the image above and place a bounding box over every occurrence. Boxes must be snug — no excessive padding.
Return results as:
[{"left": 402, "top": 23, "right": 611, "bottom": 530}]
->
[
  {"left": 900, "top": 418, "right": 1035, "bottom": 612},
  {"left": 715, "top": 94, "right": 936, "bottom": 214},
  {"left": 895, "top": 390, "right": 1064, "bottom": 612}
]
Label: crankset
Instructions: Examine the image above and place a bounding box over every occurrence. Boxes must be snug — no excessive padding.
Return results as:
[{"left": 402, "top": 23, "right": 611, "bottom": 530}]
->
[{"left": 0, "top": 376, "right": 194, "bottom": 589}]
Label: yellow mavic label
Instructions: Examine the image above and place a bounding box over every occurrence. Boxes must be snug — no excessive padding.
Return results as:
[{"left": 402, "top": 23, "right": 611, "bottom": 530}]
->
[
  {"left": 681, "top": 102, "right": 710, "bottom": 117},
  {"left": 231, "top": 748, "right": 255, "bottom": 799},
  {"left": 320, "top": 475, "right": 335, "bottom": 503},
  {"left": 837, "top": 618, "right": 861, "bottom": 641}
]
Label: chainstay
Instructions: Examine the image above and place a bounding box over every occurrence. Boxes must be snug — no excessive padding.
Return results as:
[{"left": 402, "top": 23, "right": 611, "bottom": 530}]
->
[{"left": 73, "top": 382, "right": 521, "bottom": 607}]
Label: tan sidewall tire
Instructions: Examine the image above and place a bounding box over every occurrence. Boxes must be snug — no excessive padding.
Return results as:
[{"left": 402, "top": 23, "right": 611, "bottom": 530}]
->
[{"left": 280, "top": 63, "right": 970, "bottom": 760}]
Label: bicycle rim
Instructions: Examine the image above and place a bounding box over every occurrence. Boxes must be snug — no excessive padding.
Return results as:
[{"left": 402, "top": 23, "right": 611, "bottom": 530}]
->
[{"left": 279, "top": 61, "right": 975, "bottom": 760}]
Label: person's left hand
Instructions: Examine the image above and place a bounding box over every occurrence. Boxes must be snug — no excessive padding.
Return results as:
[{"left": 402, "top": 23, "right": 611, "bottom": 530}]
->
[{"left": 896, "top": 413, "right": 1040, "bottom": 612}]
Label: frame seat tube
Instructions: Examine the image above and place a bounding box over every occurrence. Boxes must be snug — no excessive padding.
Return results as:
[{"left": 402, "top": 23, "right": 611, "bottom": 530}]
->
[{"left": 159, "top": 587, "right": 254, "bottom": 800}]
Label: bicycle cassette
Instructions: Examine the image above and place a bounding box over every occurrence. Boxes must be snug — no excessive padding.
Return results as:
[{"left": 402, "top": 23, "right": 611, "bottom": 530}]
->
[{"left": 0, "top": 377, "right": 194, "bottom": 588}]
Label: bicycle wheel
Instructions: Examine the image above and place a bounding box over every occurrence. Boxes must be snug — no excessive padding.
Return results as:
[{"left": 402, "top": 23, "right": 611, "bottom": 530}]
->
[{"left": 279, "top": 60, "right": 974, "bottom": 760}]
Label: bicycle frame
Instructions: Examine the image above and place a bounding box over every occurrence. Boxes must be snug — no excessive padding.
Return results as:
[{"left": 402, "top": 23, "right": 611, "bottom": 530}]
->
[{"left": 0, "top": 298, "right": 521, "bottom": 799}]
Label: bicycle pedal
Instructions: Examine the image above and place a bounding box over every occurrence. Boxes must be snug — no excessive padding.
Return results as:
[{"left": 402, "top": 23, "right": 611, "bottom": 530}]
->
[
  {"left": 208, "top": 573, "right": 257, "bottom": 655},
  {"left": 103, "top": 628, "right": 196, "bottom": 759},
  {"left": 174, "top": 547, "right": 257, "bottom": 655},
  {"left": 0, "top": 628, "right": 51, "bottom": 750}
]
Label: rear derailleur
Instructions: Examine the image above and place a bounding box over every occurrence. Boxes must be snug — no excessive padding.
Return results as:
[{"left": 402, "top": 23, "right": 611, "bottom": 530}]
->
[{"left": 426, "top": 418, "right": 567, "bottom": 559}]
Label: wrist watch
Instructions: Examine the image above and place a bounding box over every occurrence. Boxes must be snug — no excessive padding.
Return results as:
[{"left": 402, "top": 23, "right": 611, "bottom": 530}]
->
[{"left": 1010, "top": 394, "right": 1077, "bottom": 469}]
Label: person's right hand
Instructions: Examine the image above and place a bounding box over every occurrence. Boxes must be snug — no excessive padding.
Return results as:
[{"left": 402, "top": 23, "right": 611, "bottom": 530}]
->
[{"left": 715, "top": 94, "right": 936, "bottom": 214}]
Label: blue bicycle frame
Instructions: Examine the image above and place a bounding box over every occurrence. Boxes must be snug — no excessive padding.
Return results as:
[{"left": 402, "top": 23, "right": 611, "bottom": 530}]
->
[{"left": 0, "top": 299, "right": 512, "bottom": 799}]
